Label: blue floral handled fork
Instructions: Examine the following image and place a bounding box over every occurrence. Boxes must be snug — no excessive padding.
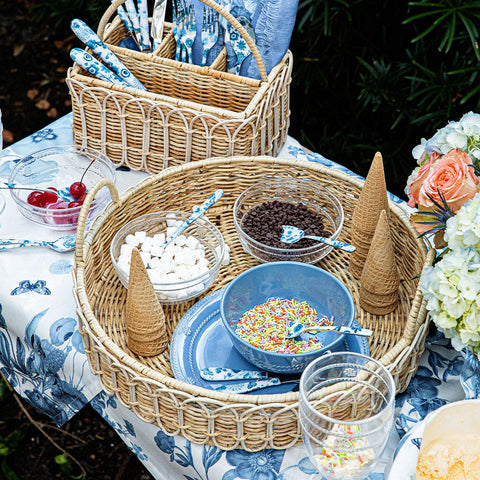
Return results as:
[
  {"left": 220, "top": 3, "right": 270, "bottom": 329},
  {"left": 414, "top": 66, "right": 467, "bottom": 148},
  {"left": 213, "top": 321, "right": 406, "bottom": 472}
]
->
[
  {"left": 173, "top": 0, "right": 196, "bottom": 63},
  {"left": 201, "top": 7, "right": 219, "bottom": 66}
]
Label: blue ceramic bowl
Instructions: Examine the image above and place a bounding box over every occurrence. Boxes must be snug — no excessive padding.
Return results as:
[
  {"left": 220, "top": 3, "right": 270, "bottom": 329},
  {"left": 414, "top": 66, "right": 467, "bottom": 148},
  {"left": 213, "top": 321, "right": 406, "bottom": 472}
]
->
[{"left": 219, "top": 262, "right": 355, "bottom": 374}]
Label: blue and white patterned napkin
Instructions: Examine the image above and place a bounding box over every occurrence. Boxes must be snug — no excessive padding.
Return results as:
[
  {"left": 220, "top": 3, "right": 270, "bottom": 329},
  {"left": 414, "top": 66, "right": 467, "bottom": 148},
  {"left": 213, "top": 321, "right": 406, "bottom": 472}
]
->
[{"left": 192, "top": 0, "right": 298, "bottom": 78}]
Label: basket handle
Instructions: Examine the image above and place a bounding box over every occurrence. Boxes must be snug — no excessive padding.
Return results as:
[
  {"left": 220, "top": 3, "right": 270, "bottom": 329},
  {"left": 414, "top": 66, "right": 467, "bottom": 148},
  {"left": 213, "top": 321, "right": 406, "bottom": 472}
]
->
[
  {"left": 97, "top": 0, "right": 269, "bottom": 82},
  {"left": 75, "top": 178, "right": 120, "bottom": 265}
]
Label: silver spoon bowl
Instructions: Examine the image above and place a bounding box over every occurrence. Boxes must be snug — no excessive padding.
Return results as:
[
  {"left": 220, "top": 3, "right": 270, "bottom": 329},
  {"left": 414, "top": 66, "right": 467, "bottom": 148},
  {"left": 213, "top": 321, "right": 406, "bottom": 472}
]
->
[
  {"left": 280, "top": 225, "right": 356, "bottom": 253},
  {"left": 0, "top": 234, "right": 76, "bottom": 253}
]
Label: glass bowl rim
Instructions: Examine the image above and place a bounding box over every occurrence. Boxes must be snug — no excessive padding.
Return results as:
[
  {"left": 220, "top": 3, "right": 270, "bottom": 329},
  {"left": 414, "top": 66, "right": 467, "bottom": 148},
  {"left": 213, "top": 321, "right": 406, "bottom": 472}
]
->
[
  {"left": 299, "top": 352, "right": 396, "bottom": 426},
  {"left": 7, "top": 144, "right": 116, "bottom": 214},
  {"left": 233, "top": 177, "right": 345, "bottom": 254},
  {"left": 110, "top": 210, "right": 226, "bottom": 289}
]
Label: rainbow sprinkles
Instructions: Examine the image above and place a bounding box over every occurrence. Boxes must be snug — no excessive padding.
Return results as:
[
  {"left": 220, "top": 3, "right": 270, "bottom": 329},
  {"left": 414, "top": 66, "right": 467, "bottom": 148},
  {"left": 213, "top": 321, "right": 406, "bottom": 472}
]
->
[{"left": 234, "top": 298, "right": 333, "bottom": 354}]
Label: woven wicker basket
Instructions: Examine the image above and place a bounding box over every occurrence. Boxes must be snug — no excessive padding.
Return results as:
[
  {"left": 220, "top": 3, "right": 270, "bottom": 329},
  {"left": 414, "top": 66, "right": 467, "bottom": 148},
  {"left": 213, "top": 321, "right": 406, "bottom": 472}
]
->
[
  {"left": 73, "top": 156, "right": 434, "bottom": 452},
  {"left": 66, "top": 0, "right": 292, "bottom": 174}
]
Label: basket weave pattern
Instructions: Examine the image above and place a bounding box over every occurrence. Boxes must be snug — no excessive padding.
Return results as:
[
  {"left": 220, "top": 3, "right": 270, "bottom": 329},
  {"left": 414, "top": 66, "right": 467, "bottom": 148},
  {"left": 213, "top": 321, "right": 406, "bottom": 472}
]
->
[
  {"left": 73, "top": 157, "right": 434, "bottom": 451},
  {"left": 66, "top": 0, "right": 292, "bottom": 174}
]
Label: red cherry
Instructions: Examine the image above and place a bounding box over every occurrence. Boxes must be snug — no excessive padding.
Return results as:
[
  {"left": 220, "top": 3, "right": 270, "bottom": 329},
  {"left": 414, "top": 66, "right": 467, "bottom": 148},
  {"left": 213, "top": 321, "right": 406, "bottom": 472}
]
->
[
  {"left": 68, "top": 200, "right": 83, "bottom": 208},
  {"left": 69, "top": 181, "right": 87, "bottom": 200},
  {"left": 27, "top": 191, "right": 46, "bottom": 208},
  {"left": 43, "top": 191, "right": 59, "bottom": 205}
]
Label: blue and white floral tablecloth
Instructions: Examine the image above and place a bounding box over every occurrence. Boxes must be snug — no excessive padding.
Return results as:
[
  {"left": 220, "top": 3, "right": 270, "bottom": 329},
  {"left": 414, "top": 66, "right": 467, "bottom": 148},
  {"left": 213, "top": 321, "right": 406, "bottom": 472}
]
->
[{"left": 0, "top": 113, "right": 471, "bottom": 480}]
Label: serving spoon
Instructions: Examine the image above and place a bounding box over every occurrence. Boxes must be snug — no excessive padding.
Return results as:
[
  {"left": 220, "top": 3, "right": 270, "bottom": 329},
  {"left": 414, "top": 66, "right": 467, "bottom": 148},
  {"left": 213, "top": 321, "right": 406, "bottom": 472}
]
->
[
  {"left": 0, "top": 234, "right": 76, "bottom": 253},
  {"left": 280, "top": 225, "right": 356, "bottom": 253},
  {"left": 286, "top": 320, "right": 373, "bottom": 338},
  {"left": 163, "top": 189, "right": 223, "bottom": 247}
]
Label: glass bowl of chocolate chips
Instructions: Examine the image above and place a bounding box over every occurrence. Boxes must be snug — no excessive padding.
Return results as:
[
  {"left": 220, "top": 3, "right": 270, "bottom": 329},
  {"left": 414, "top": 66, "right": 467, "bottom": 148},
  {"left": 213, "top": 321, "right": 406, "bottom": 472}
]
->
[{"left": 233, "top": 177, "right": 344, "bottom": 263}]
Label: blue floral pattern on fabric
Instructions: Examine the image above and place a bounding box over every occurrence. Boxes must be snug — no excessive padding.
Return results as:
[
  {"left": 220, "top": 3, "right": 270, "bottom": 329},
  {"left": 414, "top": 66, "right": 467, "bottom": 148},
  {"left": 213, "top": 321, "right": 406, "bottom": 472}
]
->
[
  {"left": 0, "top": 304, "right": 88, "bottom": 425},
  {"left": 49, "top": 259, "right": 72, "bottom": 275},
  {"left": 91, "top": 391, "right": 148, "bottom": 462},
  {"left": 31, "top": 128, "right": 57, "bottom": 143},
  {"left": 11, "top": 280, "right": 51, "bottom": 295},
  {"left": 0, "top": 158, "right": 20, "bottom": 179},
  {"left": 223, "top": 449, "right": 284, "bottom": 480}
]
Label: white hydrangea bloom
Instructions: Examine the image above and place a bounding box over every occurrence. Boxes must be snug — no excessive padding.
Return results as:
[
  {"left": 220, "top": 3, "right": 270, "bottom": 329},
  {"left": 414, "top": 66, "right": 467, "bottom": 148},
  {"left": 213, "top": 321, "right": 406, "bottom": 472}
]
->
[
  {"left": 445, "top": 129, "right": 468, "bottom": 150},
  {"left": 416, "top": 114, "right": 480, "bottom": 357},
  {"left": 412, "top": 138, "right": 427, "bottom": 161},
  {"left": 459, "top": 111, "right": 480, "bottom": 137}
]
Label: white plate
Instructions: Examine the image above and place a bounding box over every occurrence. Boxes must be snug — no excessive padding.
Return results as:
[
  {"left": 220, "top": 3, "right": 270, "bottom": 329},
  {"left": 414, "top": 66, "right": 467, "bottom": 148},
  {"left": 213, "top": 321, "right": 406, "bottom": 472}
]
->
[{"left": 387, "top": 419, "right": 426, "bottom": 480}]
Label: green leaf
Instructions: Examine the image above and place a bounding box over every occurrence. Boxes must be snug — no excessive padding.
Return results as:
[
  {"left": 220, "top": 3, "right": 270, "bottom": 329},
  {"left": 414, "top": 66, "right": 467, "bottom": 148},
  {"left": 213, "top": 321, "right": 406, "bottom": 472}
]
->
[
  {"left": 410, "top": 12, "right": 451, "bottom": 43},
  {"left": 438, "top": 11, "right": 456, "bottom": 52},
  {"left": 461, "top": 82, "right": 480, "bottom": 103},
  {"left": 55, "top": 453, "right": 69, "bottom": 466},
  {"left": 403, "top": 8, "right": 448, "bottom": 24},
  {"left": 1, "top": 458, "right": 19, "bottom": 480}
]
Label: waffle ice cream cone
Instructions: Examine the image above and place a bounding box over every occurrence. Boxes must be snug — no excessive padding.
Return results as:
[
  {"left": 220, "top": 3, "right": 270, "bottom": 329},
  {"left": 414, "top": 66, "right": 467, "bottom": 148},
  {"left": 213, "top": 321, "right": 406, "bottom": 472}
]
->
[
  {"left": 125, "top": 248, "right": 168, "bottom": 357},
  {"left": 349, "top": 152, "right": 390, "bottom": 279},
  {"left": 360, "top": 210, "right": 400, "bottom": 315}
]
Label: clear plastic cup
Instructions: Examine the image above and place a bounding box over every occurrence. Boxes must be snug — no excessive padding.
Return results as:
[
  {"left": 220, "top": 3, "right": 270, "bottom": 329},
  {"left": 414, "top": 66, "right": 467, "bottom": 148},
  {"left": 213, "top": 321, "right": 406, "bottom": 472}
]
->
[{"left": 299, "top": 352, "right": 395, "bottom": 479}]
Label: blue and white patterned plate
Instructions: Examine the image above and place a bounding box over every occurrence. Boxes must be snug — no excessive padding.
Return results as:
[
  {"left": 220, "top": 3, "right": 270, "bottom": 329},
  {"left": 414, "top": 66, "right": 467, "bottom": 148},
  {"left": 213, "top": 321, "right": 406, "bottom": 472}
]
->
[
  {"left": 387, "top": 419, "right": 425, "bottom": 480},
  {"left": 170, "top": 288, "right": 370, "bottom": 395}
]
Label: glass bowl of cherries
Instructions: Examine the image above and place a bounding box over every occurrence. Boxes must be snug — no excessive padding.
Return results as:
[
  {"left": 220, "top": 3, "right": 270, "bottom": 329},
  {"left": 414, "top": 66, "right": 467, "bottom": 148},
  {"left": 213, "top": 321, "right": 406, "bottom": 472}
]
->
[{"left": 8, "top": 145, "right": 116, "bottom": 230}]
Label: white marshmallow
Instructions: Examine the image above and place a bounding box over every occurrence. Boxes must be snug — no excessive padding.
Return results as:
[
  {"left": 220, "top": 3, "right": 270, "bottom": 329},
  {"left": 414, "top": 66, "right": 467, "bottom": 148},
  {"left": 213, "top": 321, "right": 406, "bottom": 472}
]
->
[
  {"left": 148, "top": 256, "right": 162, "bottom": 269},
  {"left": 160, "top": 248, "right": 175, "bottom": 264},
  {"left": 140, "top": 237, "right": 154, "bottom": 252},
  {"left": 175, "top": 249, "right": 197, "bottom": 266},
  {"left": 164, "top": 272, "right": 182, "bottom": 283},
  {"left": 191, "top": 248, "right": 205, "bottom": 262},
  {"left": 166, "top": 214, "right": 182, "bottom": 227},
  {"left": 120, "top": 243, "right": 135, "bottom": 258},
  {"left": 139, "top": 251, "right": 151, "bottom": 267},
  {"left": 196, "top": 264, "right": 210, "bottom": 276},
  {"left": 175, "top": 235, "right": 187, "bottom": 247},
  {"left": 185, "top": 235, "right": 201, "bottom": 250},
  {"left": 134, "top": 231, "right": 147, "bottom": 243},
  {"left": 125, "top": 234, "right": 141, "bottom": 246},
  {"left": 222, "top": 244, "right": 231, "bottom": 265},
  {"left": 197, "top": 257, "right": 210, "bottom": 270},
  {"left": 153, "top": 233, "right": 166, "bottom": 245},
  {"left": 150, "top": 245, "right": 165, "bottom": 258},
  {"left": 118, "top": 259, "right": 130, "bottom": 273}
]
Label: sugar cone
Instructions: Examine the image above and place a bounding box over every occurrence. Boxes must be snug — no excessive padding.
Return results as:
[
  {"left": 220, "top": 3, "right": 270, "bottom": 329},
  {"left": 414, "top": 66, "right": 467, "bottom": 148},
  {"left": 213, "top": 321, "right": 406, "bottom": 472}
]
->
[
  {"left": 360, "top": 210, "right": 400, "bottom": 315},
  {"left": 349, "top": 152, "right": 390, "bottom": 279},
  {"left": 124, "top": 248, "right": 168, "bottom": 356}
]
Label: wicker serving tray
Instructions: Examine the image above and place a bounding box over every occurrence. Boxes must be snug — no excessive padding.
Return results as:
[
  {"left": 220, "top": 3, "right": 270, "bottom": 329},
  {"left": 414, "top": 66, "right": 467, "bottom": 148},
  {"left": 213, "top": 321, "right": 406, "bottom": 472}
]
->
[{"left": 73, "top": 156, "right": 434, "bottom": 451}]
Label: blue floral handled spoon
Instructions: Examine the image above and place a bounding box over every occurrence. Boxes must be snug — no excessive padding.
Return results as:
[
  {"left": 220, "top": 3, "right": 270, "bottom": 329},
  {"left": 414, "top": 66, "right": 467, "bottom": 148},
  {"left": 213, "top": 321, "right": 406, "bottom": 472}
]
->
[
  {"left": 286, "top": 319, "right": 373, "bottom": 338},
  {"left": 0, "top": 234, "right": 76, "bottom": 253},
  {"left": 163, "top": 189, "right": 224, "bottom": 247},
  {"left": 280, "top": 225, "right": 356, "bottom": 253}
]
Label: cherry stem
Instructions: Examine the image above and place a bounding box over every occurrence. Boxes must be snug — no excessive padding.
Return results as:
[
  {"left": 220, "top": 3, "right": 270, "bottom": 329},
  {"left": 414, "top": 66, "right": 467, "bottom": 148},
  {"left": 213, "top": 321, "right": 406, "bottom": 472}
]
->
[{"left": 79, "top": 157, "right": 96, "bottom": 185}]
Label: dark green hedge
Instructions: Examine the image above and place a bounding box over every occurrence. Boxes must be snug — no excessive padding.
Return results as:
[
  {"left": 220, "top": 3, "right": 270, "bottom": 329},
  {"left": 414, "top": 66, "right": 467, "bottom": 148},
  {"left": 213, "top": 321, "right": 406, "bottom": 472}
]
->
[{"left": 288, "top": 0, "right": 480, "bottom": 197}]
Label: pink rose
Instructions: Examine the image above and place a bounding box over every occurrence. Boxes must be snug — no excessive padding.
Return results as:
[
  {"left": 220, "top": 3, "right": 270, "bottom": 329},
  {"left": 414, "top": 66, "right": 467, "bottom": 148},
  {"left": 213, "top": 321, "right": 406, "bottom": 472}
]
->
[{"left": 408, "top": 149, "right": 479, "bottom": 213}]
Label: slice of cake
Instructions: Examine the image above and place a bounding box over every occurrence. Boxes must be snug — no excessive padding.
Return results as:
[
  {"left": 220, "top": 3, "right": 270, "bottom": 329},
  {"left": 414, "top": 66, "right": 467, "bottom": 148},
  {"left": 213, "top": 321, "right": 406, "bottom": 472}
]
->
[{"left": 416, "top": 401, "right": 480, "bottom": 480}]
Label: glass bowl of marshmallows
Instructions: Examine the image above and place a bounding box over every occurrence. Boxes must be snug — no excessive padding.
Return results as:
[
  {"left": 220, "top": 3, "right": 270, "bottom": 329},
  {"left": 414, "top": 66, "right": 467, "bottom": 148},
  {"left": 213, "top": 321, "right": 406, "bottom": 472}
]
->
[{"left": 110, "top": 211, "right": 227, "bottom": 304}]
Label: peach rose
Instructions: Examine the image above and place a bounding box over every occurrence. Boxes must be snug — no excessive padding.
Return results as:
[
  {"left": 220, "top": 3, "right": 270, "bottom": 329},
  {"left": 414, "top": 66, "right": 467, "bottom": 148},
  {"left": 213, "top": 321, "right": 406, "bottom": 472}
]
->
[
  {"left": 408, "top": 149, "right": 479, "bottom": 213},
  {"left": 407, "top": 152, "right": 440, "bottom": 208}
]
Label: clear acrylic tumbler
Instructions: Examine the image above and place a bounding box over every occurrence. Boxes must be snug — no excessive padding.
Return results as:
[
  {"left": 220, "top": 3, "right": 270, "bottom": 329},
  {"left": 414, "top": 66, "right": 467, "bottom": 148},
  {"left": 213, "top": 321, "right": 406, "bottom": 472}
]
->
[{"left": 299, "top": 352, "right": 395, "bottom": 480}]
